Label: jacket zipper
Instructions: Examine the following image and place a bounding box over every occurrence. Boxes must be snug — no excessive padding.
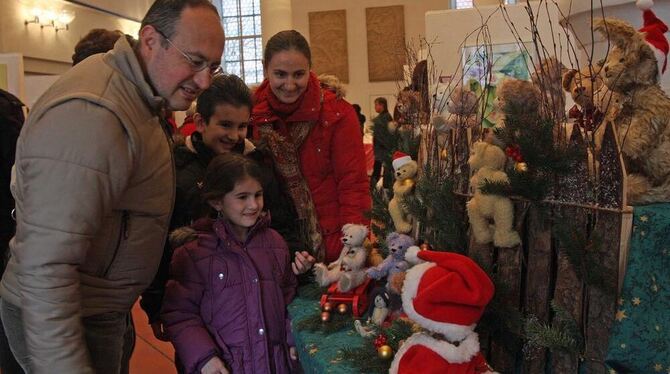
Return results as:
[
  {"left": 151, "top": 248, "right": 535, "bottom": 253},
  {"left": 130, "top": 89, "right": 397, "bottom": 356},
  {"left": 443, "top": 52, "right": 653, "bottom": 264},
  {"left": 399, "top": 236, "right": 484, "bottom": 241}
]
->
[{"left": 103, "top": 210, "right": 129, "bottom": 277}]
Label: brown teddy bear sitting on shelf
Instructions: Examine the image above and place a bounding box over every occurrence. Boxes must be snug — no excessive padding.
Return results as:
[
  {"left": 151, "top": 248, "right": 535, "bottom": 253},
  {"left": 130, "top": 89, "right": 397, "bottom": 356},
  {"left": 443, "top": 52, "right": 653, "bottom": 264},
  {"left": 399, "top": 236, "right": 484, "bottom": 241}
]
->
[{"left": 593, "top": 4, "right": 670, "bottom": 204}]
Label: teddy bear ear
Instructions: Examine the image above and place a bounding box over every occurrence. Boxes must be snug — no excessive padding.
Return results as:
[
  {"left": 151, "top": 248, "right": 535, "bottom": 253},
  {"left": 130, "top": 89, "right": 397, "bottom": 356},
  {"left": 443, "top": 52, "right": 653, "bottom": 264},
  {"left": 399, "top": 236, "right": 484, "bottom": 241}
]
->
[
  {"left": 594, "top": 18, "right": 640, "bottom": 50},
  {"left": 561, "top": 69, "right": 578, "bottom": 92}
]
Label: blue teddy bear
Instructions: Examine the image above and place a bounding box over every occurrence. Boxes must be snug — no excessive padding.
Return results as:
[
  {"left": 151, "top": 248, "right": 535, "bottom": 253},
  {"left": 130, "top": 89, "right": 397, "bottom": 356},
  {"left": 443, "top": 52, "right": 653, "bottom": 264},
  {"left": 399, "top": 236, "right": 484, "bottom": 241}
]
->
[{"left": 366, "top": 232, "right": 414, "bottom": 283}]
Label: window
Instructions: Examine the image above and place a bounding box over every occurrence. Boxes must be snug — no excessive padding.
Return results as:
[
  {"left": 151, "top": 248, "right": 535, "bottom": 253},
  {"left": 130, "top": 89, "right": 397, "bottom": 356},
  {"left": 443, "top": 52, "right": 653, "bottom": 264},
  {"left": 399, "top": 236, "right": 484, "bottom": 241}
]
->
[
  {"left": 218, "top": 0, "right": 263, "bottom": 84},
  {"left": 452, "top": 0, "right": 473, "bottom": 9},
  {"left": 505, "top": 0, "right": 517, "bottom": 4}
]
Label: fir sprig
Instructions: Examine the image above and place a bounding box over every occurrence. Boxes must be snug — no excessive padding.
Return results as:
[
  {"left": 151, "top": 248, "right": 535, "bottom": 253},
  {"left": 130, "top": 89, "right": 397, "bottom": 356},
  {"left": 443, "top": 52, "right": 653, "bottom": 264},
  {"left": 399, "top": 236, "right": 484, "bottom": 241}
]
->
[
  {"left": 365, "top": 188, "right": 394, "bottom": 243},
  {"left": 523, "top": 301, "right": 582, "bottom": 358},
  {"left": 480, "top": 101, "right": 578, "bottom": 201},
  {"left": 403, "top": 165, "right": 467, "bottom": 251},
  {"left": 554, "top": 223, "right": 616, "bottom": 293},
  {"left": 294, "top": 311, "right": 354, "bottom": 335}
]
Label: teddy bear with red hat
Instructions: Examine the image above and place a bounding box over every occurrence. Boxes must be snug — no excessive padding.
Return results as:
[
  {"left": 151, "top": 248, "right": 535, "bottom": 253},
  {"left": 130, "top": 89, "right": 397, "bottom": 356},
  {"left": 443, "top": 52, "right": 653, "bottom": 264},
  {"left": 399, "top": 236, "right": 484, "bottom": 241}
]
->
[
  {"left": 390, "top": 247, "right": 498, "bottom": 374},
  {"left": 388, "top": 151, "right": 417, "bottom": 234}
]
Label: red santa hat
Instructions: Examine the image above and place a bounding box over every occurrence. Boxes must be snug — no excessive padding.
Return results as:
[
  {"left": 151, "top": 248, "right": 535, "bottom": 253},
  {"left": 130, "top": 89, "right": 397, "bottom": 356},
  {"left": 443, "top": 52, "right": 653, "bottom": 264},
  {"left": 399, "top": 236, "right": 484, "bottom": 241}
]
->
[
  {"left": 637, "top": 0, "right": 669, "bottom": 74},
  {"left": 401, "top": 250, "right": 494, "bottom": 341},
  {"left": 392, "top": 151, "right": 412, "bottom": 171}
]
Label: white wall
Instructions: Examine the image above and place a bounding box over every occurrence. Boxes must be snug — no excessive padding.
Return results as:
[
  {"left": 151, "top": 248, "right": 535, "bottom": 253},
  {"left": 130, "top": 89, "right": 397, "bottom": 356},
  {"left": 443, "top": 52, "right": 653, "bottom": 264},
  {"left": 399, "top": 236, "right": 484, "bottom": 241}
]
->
[
  {"left": 0, "top": 0, "right": 143, "bottom": 75},
  {"left": 290, "top": 0, "right": 449, "bottom": 125}
]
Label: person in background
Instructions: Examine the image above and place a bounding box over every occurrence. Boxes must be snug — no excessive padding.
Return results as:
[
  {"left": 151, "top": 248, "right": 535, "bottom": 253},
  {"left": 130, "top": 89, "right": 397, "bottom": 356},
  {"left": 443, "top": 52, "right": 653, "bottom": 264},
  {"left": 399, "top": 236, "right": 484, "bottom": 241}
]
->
[
  {"left": 140, "top": 74, "right": 314, "bottom": 344},
  {"left": 161, "top": 153, "right": 299, "bottom": 374},
  {"left": 72, "top": 28, "right": 124, "bottom": 66},
  {"left": 0, "top": 88, "right": 26, "bottom": 374},
  {"left": 0, "top": 0, "right": 225, "bottom": 372},
  {"left": 251, "top": 30, "right": 371, "bottom": 263},
  {"left": 352, "top": 103, "right": 366, "bottom": 136},
  {"left": 370, "top": 97, "right": 396, "bottom": 193}
]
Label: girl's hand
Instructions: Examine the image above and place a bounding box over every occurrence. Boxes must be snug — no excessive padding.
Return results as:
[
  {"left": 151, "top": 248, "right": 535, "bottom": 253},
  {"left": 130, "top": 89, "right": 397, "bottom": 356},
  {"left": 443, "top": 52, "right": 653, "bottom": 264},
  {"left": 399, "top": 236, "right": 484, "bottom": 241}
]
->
[
  {"left": 201, "top": 357, "right": 229, "bottom": 374},
  {"left": 289, "top": 346, "right": 298, "bottom": 361},
  {"left": 292, "top": 251, "right": 316, "bottom": 275}
]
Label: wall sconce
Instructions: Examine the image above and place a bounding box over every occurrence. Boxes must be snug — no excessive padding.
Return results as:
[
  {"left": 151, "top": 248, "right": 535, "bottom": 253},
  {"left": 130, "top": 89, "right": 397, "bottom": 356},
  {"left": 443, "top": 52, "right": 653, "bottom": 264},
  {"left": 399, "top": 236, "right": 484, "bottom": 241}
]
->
[{"left": 24, "top": 6, "right": 75, "bottom": 32}]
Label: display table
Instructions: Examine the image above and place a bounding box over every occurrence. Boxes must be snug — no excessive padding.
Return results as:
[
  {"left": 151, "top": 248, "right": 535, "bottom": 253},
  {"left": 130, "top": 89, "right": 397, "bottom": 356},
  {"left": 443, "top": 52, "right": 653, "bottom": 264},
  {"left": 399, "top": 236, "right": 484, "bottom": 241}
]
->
[
  {"left": 606, "top": 203, "right": 670, "bottom": 372},
  {"left": 288, "top": 291, "right": 365, "bottom": 374}
]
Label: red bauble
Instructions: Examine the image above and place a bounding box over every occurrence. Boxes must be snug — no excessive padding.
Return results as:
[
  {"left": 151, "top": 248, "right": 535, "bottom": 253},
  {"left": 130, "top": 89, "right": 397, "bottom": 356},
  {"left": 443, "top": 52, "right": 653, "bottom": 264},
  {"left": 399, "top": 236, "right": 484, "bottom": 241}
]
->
[{"left": 374, "top": 334, "right": 388, "bottom": 349}]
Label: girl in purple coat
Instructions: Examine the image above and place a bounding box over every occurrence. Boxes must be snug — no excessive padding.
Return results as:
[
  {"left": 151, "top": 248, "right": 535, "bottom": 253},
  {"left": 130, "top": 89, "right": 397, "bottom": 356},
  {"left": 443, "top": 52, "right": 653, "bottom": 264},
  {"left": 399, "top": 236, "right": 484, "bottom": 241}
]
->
[{"left": 161, "top": 153, "right": 298, "bottom": 374}]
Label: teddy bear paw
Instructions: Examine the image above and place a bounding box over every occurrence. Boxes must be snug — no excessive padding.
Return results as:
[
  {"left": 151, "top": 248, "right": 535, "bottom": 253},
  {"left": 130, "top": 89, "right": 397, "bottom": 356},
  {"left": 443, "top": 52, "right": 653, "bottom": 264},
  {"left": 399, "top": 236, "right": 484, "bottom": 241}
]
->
[{"left": 493, "top": 230, "right": 521, "bottom": 248}]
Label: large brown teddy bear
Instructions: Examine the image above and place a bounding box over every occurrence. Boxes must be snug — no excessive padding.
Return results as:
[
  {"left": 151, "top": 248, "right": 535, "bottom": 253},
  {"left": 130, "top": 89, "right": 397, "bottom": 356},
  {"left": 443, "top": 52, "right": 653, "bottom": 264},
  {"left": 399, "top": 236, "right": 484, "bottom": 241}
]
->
[{"left": 593, "top": 13, "right": 670, "bottom": 204}]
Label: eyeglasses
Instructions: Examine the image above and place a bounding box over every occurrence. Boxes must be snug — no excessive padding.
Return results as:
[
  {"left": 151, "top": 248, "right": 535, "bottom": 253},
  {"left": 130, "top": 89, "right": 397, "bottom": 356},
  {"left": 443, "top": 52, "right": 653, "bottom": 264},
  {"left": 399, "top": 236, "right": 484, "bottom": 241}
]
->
[{"left": 155, "top": 28, "right": 223, "bottom": 76}]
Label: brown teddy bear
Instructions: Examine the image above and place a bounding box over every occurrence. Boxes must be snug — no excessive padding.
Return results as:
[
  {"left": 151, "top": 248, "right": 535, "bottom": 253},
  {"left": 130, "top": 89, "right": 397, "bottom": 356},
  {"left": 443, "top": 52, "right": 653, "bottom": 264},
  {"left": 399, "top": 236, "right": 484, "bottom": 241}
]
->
[
  {"left": 531, "top": 56, "right": 567, "bottom": 121},
  {"left": 593, "top": 7, "right": 670, "bottom": 204},
  {"left": 431, "top": 85, "right": 479, "bottom": 132},
  {"left": 562, "top": 65, "right": 604, "bottom": 113}
]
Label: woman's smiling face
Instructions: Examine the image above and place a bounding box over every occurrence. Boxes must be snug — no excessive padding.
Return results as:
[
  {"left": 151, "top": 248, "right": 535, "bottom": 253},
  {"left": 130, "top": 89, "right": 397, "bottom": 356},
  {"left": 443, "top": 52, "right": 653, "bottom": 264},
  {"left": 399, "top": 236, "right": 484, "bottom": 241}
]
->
[{"left": 264, "top": 49, "right": 310, "bottom": 104}]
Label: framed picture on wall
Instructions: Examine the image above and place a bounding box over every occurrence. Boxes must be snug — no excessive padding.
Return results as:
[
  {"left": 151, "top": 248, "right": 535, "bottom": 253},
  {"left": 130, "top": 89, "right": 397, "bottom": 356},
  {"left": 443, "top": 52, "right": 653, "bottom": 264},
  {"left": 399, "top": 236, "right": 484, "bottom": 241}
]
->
[{"left": 461, "top": 42, "right": 534, "bottom": 127}]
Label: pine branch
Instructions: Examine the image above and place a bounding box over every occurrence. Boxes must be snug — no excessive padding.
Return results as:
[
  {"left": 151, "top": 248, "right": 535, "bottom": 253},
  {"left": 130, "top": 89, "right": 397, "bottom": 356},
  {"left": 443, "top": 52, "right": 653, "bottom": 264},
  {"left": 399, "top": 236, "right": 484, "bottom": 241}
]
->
[
  {"left": 554, "top": 223, "right": 616, "bottom": 294},
  {"left": 479, "top": 179, "right": 513, "bottom": 196},
  {"left": 404, "top": 165, "right": 467, "bottom": 251},
  {"left": 365, "top": 188, "right": 394, "bottom": 243}
]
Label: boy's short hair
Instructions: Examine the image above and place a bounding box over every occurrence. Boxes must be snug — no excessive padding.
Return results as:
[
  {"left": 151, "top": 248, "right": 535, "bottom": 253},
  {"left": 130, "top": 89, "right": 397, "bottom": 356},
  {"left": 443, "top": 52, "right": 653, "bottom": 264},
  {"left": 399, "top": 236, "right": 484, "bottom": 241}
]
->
[{"left": 196, "top": 74, "right": 253, "bottom": 123}]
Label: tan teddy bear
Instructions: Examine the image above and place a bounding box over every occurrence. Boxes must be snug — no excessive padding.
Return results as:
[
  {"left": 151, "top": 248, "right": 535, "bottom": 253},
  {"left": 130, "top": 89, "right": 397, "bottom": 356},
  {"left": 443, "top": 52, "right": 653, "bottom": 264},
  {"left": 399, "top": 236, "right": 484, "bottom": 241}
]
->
[
  {"left": 388, "top": 151, "right": 417, "bottom": 234},
  {"left": 467, "top": 141, "right": 521, "bottom": 248},
  {"left": 431, "top": 85, "right": 479, "bottom": 132},
  {"left": 562, "top": 65, "right": 604, "bottom": 113},
  {"left": 593, "top": 12, "right": 670, "bottom": 204}
]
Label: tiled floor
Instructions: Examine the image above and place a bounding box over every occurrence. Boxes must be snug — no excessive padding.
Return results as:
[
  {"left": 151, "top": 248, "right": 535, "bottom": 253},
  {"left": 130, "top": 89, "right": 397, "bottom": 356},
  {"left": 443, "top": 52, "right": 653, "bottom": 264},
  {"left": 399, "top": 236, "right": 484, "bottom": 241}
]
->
[{"left": 130, "top": 303, "right": 176, "bottom": 374}]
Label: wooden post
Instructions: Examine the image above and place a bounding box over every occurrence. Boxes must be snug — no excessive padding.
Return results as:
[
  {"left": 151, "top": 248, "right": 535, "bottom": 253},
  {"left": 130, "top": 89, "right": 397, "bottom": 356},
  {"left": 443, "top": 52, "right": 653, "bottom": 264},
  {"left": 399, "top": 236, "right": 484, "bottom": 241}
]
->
[
  {"left": 522, "top": 205, "right": 553, "bottom": 374},
  {"left": 551, "top": 207, "right": 586, "bottom": 373},
  {"left": 489, "top": 201, "right": 528, "bottom": 372}
]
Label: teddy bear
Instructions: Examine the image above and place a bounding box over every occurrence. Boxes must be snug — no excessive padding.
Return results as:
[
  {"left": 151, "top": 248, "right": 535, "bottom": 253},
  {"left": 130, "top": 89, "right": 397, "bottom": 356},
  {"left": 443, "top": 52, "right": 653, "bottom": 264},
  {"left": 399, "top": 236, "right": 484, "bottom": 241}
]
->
[
  {"left": 313, "top": 223, "right": 368, "bottom": 290},
  {"left": 388, "top": 152, "right": 417, "bottom": 234},
  {"left": 562, "top": 64, "right": 605, "bottom": 135},
  {"left": 390, "top": 248, "right": 498, "bottom": 374},
  {"left": 531, "top": 56, "right": 567, "bottom": 122},
  {"left": 366, "top": 232, "right": 414, "bottom": 290},
  {"left": 592, "top": 7, "right": 670, "bottom": 204},
  {"left": 592, "top": 85, "right": 630, "bottom": 154},
  {"left": 495, "top": 78, "right": 542, "bottom": 123},
  {"left": 467, "top": 141, "right": 521, "bottom": 248},
  {"left": 431, "top": 85, "right": 479, "bottom": 133}
]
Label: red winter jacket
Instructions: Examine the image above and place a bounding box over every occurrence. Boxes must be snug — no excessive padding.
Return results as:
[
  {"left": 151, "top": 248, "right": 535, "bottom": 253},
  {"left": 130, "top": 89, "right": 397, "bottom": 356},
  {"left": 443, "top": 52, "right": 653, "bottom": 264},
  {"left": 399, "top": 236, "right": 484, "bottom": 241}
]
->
[{"left": 251, "top": 73, "right": 371, "bottom": 262}]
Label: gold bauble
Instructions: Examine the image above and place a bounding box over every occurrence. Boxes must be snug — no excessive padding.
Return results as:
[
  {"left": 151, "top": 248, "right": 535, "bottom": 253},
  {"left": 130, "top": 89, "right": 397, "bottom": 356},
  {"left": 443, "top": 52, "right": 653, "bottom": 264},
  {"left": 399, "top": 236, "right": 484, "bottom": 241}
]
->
[
  {"left": 320, "top": 311, "right": 331, "bottom": 322},
  {"left": 420, "top": 243, "right": 431, "bottom": 251},
  {"left": 402, "top": 178, "right": 416, "bottom": 188},
  {"left": 440, "top": 149, "right": 448, "bottom": 160},
  {"left": 514, "top": 162, "right": 528, "bottom": 173},
  {"left": 377, "top": 345, "right": 393, "bottom": 360},
  {"left": 337, "top": 303, "right": 348, "bottom": 315},
  {"left": 322, "top": 302, "right": 333, "bottom": 312}
]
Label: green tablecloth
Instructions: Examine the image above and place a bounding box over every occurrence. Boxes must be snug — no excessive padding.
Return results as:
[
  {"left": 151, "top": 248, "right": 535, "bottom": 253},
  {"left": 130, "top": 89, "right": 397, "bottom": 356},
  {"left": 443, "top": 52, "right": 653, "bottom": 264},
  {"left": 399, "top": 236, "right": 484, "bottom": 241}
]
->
[
  {"left": 288, "top": 292, "right": 366, "bottom": 374},
  {"left": 606, "top": 203, "right": 670, "bottom": 373}
]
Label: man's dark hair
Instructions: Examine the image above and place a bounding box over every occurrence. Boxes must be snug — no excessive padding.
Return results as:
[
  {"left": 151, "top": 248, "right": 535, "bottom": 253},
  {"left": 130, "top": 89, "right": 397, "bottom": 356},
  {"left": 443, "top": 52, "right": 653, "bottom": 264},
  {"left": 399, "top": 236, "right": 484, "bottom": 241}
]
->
[
  {"left": 141, "top": 0, "right": 219, "bottom": 41},
  {"left": 72, "top": 29, "right": 123, "bottom": 65},
  {"left": 196, "top": 74, "right": 252, "bottom": 124},
  {"left": 374, "top": 97, "right": 388, "bottom": 112}
]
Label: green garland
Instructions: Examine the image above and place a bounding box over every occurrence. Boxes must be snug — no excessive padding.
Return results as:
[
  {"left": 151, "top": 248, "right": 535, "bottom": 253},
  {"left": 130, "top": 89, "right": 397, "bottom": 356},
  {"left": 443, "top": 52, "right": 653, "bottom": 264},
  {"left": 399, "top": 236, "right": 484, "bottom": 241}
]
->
[
  {"left": 365, "top": 187, "right": 394, "bottom": 245},
  {"left": 337, "top": 319, "right": 415, "bottom": 373},
  {"left": 481, "top": 102, "right": 578, "bottom": 201},
  {"left": 403, "top": 165, "right": 467, "bottom": 251}
]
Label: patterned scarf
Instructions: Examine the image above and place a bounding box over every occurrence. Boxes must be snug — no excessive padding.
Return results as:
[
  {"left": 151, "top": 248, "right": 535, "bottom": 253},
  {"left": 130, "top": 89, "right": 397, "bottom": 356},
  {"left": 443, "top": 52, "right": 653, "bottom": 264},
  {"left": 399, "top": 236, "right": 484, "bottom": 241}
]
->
[{"left": 253, "top": 73, "right": 326, "bottom": 261}]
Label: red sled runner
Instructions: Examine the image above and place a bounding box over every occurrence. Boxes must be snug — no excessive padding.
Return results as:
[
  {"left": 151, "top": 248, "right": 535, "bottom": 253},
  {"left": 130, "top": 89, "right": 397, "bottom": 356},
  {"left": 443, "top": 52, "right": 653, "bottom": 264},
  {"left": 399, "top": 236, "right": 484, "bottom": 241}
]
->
[{"left": 319, "top": 277, "right": 373, "bottom": 317}]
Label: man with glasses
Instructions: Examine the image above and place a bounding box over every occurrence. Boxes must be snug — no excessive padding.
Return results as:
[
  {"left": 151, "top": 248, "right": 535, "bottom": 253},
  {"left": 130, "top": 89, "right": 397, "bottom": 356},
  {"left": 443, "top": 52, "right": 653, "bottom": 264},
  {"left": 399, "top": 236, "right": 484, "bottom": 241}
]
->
[{"left": 0, "top": 1, "right": 224, "bottom": 373}]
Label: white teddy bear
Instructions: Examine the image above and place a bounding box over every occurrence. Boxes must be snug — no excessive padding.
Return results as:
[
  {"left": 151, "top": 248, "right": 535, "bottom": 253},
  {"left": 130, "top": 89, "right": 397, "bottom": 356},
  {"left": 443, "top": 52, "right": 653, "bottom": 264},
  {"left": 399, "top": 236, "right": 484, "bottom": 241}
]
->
[{"left": 313, "top": 223, "right": 368, "bottom": 292}]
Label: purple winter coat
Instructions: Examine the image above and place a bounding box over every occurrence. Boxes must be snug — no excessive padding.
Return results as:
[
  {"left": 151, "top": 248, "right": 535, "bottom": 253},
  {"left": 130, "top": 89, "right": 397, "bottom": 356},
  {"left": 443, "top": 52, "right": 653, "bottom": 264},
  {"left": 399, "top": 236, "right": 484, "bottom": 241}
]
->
[{"left": 161, "top": 216, "right": 298, "bottom": 374}]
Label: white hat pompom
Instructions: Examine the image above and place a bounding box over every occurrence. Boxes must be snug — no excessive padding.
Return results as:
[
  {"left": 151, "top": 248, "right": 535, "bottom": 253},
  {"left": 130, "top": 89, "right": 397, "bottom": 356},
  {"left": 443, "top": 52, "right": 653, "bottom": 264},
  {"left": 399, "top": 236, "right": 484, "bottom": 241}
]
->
[{"left": 637, "top": 0, "right": 654, "bottom": 10}]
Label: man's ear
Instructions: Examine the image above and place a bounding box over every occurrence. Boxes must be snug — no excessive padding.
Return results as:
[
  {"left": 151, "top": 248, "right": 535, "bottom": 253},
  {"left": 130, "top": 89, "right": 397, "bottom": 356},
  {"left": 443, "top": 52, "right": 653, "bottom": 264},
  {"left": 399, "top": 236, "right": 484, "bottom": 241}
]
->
[{"left": 139, "top": 25, "right": 161, "bottom": 52}]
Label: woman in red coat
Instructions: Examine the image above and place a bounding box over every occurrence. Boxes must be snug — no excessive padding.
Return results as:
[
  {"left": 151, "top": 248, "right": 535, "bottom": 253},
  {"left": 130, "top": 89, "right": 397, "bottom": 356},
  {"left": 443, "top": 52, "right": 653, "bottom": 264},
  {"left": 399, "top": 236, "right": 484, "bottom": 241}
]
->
[{"left": 252, "top": 30, "right": 371, "bottom": 263}]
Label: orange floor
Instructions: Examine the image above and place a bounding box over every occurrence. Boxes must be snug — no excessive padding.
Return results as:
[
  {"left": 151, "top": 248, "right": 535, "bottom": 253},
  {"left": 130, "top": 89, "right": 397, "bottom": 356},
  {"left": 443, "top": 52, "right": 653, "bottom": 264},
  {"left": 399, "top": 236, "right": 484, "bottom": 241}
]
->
[{"left": 130, "top": 302, "right": 177, "bottom": 374}]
